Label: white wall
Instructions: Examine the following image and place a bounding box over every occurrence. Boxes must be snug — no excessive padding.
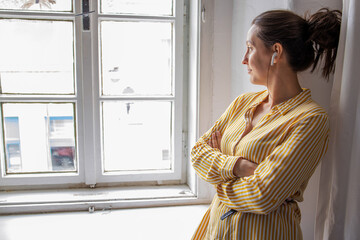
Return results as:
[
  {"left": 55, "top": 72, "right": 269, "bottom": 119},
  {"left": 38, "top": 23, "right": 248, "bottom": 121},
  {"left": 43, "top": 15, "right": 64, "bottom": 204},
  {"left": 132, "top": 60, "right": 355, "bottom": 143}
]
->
[
  {"left": 206, "top": 0, "right": 341, "bottom": 239},
  {"left": 211, "top": 0, "right": 234, "bottom": 120}
]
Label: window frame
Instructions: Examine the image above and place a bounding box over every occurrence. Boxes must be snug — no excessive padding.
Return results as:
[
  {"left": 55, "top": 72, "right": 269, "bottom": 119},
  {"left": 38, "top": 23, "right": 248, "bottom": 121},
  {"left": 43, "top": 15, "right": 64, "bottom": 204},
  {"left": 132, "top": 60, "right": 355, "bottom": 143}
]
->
[{"left": 0, "top": 0, "right": 187, "bottom": 188}]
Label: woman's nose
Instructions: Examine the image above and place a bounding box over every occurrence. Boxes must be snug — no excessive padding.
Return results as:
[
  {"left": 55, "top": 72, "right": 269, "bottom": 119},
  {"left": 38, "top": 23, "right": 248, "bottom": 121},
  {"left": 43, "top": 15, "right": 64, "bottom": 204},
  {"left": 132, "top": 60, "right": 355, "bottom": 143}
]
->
[{"left": 242, "top": 55, "right": 248, "bottom": 65}]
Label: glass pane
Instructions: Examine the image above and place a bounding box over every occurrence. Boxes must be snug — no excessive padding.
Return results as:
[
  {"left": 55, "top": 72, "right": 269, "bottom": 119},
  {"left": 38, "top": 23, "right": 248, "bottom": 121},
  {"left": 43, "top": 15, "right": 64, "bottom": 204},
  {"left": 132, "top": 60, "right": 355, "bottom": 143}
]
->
[
  {"left": 2, "top": 103, "right": 77, "bottom": 173},
  {"left": 102, "top": 101, "right": 172, "bottom": 171},
  {"left": 0, "top": 19, "right": 75, "bottom": 94},
  {"left": 101, "top": 21, "right": 172, "bottom": 96},
  {"left": 101, "top": 0, "right": 173, "bottom": 16},
  {"left": 0, "top": 0, "right": 72, "bottom": 12}
]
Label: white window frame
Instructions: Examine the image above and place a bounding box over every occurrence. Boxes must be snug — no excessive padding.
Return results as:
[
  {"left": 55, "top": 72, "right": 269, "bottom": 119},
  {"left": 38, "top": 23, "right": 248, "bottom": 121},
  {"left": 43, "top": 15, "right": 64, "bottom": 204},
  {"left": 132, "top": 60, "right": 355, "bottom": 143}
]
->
[{"left": 0, "top": 0, "right": 186, "bottom": 187}]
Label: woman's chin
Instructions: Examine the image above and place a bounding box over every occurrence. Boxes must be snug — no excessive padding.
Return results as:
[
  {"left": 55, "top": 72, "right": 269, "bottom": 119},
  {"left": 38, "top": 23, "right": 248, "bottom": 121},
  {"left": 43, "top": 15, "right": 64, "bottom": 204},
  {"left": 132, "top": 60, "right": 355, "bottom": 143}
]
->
[
  {"left": 249, "top": 77, "right": 266, "bottom": 86},
  {"left": 249, "top": 78, "right": 260, "bottom": 85}
]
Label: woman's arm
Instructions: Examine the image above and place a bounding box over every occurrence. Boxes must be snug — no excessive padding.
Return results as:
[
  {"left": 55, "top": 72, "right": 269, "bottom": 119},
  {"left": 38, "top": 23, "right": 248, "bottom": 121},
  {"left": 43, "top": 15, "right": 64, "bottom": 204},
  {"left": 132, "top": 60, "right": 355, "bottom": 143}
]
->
[
  {"left": 191, "top": 95, "right": 250, "bottom": 185},
  {"left": 208, "top": 131, "right": 258, "bottom": 178},
  {"left": 216, "top": 114, "right": 329, "bottom": 214},
  {"left": 191, "top": 130, "right": 242, "bottom": 185}
]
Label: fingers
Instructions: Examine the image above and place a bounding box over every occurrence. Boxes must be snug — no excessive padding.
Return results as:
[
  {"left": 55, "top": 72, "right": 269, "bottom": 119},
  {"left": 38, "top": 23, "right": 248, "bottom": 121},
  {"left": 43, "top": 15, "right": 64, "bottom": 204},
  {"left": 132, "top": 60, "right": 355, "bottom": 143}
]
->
[
  {"left": 211, "top": 132, "right": 217, "bottom": 149},
  {"left": 215, "top": 131, "right": 222, "bottom": 145},
  {"left": 234, "top": 158, "right": 259, "bottom": 178},
  {"left": 208, "top": 131, "right": 222, "bottom": 150}
]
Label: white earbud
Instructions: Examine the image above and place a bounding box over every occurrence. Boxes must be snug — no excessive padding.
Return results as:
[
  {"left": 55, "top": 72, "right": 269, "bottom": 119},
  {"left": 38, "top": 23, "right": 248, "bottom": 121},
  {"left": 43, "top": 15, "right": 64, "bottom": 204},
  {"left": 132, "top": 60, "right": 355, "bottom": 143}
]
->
[{"left": 270, "top": 52, "right": 277, "bottom": 66}]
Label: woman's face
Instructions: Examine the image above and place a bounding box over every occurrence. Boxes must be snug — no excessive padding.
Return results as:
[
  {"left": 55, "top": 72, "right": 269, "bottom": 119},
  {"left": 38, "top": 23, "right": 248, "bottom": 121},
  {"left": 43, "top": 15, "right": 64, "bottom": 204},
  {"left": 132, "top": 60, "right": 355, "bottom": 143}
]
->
[{"left": 242, "top": 25, "right": 272, "bottom": 85}]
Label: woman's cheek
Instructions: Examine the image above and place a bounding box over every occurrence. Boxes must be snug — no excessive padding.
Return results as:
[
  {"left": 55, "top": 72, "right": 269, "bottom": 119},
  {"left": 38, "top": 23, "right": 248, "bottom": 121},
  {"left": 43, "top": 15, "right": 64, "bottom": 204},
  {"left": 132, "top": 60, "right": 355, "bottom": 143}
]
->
[{"left": 249, "top": 54, "right": 255, "bottom": 68}]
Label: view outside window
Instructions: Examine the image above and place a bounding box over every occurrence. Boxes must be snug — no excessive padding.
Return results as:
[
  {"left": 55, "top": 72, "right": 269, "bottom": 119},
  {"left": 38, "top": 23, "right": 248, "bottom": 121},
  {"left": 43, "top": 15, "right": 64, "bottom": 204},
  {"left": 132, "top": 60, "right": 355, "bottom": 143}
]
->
[
  {"left": 0, "top": 19, "right": 75, "bottom": 95},
  {"left": 2, "top": 104, "right": 76, "bottom": 173},
  {"left": 100, "top": 0, "right": 173, "bottom": 16},
  {"left": 0, "top": 0, "right": 72, "bottom": 12},
  {"left": 102, "top": 101, "right": 172, "bottom": 172},
  {"left": 49, "top": 116, "right": 76, "bottom": 171},
  {"left": 101, "top": 21, "right": 173, "bottom": 96},
  {"left": 4, "top": 117, "right": 21, "bottom": 172}
]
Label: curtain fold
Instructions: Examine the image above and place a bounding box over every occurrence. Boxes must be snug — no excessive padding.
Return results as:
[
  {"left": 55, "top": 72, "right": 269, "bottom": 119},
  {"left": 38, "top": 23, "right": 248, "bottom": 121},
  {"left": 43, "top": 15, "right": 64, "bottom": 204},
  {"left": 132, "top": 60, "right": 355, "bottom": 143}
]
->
[{"left": 315, "top": 0, "right": 360, "bottom": 239}]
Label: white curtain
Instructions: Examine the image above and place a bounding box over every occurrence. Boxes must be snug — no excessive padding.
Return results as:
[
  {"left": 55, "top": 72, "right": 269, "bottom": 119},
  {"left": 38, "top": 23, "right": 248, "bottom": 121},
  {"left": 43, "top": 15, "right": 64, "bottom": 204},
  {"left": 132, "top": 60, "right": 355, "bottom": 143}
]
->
[{"left": 315, "top": 0, "right": 360, "bottom": 239}]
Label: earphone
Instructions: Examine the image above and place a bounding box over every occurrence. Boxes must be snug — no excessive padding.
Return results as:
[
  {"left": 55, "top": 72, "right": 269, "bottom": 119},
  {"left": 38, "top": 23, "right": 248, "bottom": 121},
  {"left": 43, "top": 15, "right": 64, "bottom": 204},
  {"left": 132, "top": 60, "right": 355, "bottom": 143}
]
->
[
  {"left": 267, "top": 52, "right": 277, "bottom": 100},
  {"left": 270, "top": 52, "right": 277, "bottom": 66}
]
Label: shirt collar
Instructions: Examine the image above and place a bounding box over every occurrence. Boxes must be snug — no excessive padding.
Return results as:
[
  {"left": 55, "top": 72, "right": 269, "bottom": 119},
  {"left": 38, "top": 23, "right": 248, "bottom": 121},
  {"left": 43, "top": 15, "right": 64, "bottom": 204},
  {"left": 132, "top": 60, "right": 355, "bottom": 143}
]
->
[
  {"left": 251, "top": 88, "right": 312, "bottom": 116},
  {"left": 274, "top": 88, "right": 311, "bottom": 115}
]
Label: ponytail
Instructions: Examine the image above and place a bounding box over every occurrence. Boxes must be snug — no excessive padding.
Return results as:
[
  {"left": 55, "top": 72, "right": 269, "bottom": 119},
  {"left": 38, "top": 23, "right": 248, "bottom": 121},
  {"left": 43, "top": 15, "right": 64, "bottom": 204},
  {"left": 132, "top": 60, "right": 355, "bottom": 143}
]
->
[{"left": 307, "top": 8, "right": 342, "bottom": 79}]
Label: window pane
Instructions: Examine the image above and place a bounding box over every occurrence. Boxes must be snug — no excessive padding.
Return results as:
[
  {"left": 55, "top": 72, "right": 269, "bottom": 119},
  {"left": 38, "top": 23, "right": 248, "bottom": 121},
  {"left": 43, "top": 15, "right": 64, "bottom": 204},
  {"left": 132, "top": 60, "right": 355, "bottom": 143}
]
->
[
  {"left": 4, "top": 117, "right": 21, "bottom": 172},
  {"left": 2, "top": 103, "right": 77, "bottom": 173},
  {"left": 100, "top": 0, "right": 173, "bottom": 16},
  {"left": 102, "top": 101, "right": 172, "bottom": 172},
  {"left": 0, "top": 19, "right": 75, "bottom": 94},
  {"left": 101, "top": 21, "right": 172, "bottom": 96},
  {"left": 0, "top": 0, "right": 72, "bottom": 12}
]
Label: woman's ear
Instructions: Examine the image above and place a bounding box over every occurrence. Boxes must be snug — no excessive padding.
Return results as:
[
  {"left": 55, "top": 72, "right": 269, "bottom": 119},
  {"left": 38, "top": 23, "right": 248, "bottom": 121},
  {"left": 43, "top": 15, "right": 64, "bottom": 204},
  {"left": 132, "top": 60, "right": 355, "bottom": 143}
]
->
[{"left": 272, "top": 43, "right": 283, "bottom": 65}]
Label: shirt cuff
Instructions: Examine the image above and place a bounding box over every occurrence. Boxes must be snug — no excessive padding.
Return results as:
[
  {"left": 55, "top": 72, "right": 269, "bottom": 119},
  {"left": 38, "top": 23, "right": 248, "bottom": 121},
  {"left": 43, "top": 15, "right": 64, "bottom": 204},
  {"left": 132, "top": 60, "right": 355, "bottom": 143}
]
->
[{"left": 220, "top": 156, "right": 240, "bottom": 181}]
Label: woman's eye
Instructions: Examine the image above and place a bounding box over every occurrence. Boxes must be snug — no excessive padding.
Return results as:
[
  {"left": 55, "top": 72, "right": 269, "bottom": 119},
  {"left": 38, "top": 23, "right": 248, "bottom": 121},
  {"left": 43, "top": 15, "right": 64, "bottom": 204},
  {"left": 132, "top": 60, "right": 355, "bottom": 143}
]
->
[{"left": 247, "top": 46, "right": 253, "bottom": 52}]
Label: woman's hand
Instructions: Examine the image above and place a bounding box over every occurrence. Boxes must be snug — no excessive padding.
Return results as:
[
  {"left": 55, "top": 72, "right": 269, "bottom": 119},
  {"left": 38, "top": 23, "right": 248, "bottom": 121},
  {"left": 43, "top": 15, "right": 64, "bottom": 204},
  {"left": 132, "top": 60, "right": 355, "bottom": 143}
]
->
[
  {"left": 208, "top": 131, "right": 222, "bottom": 151},
  {"left": 233, "top": 158, "right": 258, "bottom": 178}
]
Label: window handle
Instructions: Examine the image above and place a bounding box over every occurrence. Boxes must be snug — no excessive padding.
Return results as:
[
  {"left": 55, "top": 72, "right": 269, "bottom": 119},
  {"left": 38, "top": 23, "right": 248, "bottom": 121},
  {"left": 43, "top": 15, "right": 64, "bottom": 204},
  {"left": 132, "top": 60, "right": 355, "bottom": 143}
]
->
[
  {"left": 75, "top": 10, "right": 95, "bottom": 17},
  {"left": 81, "top": 0, "right": 92, "bottom": 31},
  {"left": 201, "top": 6, "right": 206, "bottom": 23}
]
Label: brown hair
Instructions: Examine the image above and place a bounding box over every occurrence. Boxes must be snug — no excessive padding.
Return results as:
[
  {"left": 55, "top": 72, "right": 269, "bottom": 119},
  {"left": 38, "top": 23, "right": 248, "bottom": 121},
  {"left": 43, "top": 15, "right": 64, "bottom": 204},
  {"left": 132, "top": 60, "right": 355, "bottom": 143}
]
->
[{"left": 252, "top": 8, "right": 342, "bottom": 79}]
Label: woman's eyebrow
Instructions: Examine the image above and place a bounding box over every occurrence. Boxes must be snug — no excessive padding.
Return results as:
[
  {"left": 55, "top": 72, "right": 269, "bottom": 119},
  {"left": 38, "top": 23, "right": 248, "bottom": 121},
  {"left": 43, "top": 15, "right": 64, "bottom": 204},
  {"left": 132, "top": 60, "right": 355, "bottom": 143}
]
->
[{"left": 246, "top": 40, "right": 255, "bottom": 46}]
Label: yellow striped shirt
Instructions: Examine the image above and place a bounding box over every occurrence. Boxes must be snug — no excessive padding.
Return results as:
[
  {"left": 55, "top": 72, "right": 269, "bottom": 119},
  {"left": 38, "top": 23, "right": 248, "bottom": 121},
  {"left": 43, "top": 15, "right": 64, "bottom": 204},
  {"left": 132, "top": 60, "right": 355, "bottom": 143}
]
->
[{"left": 191, "top": 89, "right": 329, "bottom": 239}]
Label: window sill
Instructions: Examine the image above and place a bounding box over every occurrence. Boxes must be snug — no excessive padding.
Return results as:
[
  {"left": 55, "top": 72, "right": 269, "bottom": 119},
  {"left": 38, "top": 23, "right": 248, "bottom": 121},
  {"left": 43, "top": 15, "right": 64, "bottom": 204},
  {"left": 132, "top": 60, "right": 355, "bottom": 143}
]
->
[
  {"left": 0, "top": 204, "right": 210, "bottom": 240},
  {"left": 0, "top": 184, "right": 209, "bottom": 215}
]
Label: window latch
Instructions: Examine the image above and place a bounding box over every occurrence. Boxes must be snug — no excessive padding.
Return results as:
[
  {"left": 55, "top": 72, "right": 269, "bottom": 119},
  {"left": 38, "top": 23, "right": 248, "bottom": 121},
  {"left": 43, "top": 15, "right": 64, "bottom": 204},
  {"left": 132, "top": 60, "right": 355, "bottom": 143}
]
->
[
  {"left": 78, "top": 0, "right": 93, "bottom": 31},
  {"left": 201, "top": 6, "right": 206, "bottom": 23},
  {"left": 75, "top": 10, "right": 95, "bottom": 17}
]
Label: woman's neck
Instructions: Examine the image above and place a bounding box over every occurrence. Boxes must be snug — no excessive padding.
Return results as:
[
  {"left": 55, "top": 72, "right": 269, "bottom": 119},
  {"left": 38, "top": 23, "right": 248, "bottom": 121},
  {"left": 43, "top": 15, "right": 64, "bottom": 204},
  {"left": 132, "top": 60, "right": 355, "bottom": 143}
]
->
[{"left": 266, "top": 70, "right": 302, "bottom": 108}]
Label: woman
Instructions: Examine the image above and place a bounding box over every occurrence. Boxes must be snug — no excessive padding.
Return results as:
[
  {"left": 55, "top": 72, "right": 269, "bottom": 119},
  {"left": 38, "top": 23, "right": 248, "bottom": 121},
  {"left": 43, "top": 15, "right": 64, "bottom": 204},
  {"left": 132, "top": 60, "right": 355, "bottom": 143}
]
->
[{"left": 191, "top": 8, "right": 341, "bottom": 239}]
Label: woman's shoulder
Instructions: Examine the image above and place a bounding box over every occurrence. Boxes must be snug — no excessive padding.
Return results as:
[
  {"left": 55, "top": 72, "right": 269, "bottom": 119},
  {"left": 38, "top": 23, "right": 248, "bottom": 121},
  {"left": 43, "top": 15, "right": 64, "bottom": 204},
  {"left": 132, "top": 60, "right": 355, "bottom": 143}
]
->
[
  {"left": 301, "top": 98, "right": 328, "bottom": 118},
  {"left": 291, "top": 98, "right": 329, "bottom": 130}
]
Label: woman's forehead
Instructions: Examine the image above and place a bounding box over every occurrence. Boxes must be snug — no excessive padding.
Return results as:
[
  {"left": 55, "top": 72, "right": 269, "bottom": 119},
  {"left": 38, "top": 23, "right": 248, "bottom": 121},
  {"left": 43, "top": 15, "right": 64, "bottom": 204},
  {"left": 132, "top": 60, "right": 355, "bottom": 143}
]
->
[{"left": 246, "top": 25, "right": 258, "bottom": 44}]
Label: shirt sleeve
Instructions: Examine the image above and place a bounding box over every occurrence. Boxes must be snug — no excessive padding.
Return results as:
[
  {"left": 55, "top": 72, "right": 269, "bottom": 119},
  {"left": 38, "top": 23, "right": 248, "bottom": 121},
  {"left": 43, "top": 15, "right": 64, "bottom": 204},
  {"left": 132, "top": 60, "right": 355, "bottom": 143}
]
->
[
  {"left": 191, "top": 96, "right": 244, "bottom": 185},
  {"left": 216, "top": 114, "right": 329, "bottom": 214}
]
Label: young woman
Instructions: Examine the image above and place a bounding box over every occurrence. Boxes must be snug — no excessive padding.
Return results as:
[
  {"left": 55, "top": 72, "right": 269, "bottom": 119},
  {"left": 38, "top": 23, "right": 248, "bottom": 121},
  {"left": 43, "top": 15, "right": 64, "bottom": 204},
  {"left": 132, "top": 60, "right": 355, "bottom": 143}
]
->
[{"left": 191, "top": 8, "right": 341, "bottom": 239}]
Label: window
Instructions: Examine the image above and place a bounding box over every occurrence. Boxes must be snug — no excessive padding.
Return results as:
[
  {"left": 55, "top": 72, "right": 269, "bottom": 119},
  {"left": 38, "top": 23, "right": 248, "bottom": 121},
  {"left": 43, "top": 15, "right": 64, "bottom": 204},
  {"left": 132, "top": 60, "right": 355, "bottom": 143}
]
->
[{"left": 0, "top": 0, "right": 186, "bottom": 188}]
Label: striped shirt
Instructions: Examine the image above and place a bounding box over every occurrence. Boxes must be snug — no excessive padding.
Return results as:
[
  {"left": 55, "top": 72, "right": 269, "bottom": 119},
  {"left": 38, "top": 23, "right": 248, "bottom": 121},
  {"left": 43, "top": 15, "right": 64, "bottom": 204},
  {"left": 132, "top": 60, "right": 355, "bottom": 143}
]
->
[{"left": 191, "top": 89, "right": 329, "bottom": 239}]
